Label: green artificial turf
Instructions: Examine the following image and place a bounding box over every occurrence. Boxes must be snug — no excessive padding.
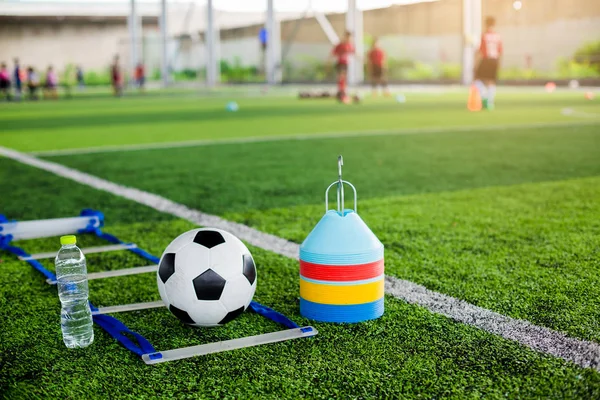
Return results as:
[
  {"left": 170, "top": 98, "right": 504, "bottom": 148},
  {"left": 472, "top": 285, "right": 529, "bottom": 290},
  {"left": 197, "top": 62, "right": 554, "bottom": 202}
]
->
[
  {"left": 53, "top": 123, "right": 600, "bottom": 215},
  {"left": 1, "top": 185, "right": 599, "bottom": 398},
  {"left": 2, "top": 91, "right": 600, "bottom": 398},
  {"left": 0, "top": 91, "right": 596, "bottom": 152}
]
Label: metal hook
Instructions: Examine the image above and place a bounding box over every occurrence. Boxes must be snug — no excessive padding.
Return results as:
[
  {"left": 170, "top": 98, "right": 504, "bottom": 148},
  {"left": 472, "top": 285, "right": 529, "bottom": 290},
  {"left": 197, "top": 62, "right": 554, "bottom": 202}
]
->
[
  {"left": 325, "top": 155, "right": 357, "bottom": 214},
  {"left": 337, "top": 155, "right": 344, "bottom": 212},
  {"left": 325, "top": 181, "right": 357, "bottom": 214}
]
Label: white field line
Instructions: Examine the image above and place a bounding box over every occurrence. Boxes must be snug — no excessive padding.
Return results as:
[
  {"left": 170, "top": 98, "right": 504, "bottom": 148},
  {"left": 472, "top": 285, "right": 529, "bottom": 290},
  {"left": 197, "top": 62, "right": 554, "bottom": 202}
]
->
[
  {"left": 1, "top": 145, "right": 599, "bottom": 372},
  {"left": 30, "top": 120, "right": 599, "bottom": 157},
  {"left": 561, "top": 108, "right": 600, "bottom": 119}
]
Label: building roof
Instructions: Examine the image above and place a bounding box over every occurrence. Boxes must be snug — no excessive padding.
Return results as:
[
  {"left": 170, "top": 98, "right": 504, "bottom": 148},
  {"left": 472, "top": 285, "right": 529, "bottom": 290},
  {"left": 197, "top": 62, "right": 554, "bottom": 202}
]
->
[
  {"left": 0, "top": 1, "right": 310, "bottom": 33},
  {"left": 0, "top": 0, "right": 432, "bottom": 33}
]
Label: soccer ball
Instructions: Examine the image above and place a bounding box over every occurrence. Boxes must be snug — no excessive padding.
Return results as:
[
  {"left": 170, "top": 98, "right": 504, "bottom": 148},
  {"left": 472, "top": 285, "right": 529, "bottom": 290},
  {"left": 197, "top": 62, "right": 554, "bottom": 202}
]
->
[
  {"left": 226, "top": 101, "right": 239, "bottom": 112},
  {"left": 157, "top": 228, "right": 257, "bottom": 327},
  {"left": 396, "top": 94, "right": 406, "bottom": 103},
  {"left": 569, "top": 80, "right": 580, "bottom": 89}
]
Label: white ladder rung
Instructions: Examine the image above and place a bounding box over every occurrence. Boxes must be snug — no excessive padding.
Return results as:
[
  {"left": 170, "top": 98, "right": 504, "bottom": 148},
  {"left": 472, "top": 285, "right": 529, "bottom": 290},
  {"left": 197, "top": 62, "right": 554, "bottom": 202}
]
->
[
  {"left": 91, "top": 301, "right": 164, "bottom": 315},
  {"left": 142, "top": 326, "right": 318, "bottom": 365},
  {"left": 19, "top": 243, "right": 137, "bottom": 261},
  {"left": 46, "top": 265, "right": 158, "bottom": 285}
]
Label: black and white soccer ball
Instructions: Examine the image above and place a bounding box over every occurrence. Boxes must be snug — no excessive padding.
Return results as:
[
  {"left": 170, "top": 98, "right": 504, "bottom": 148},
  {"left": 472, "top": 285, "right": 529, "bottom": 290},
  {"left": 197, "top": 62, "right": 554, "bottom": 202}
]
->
[{"left": 157, "top": 228, "right": 257, "bottom": 327}]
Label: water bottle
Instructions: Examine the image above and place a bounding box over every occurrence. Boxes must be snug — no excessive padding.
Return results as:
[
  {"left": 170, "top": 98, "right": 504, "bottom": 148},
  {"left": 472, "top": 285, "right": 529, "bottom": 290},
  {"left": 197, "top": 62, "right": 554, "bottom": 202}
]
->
[{"left": 55, "top": 235, "right": 94, "bottom": 348}]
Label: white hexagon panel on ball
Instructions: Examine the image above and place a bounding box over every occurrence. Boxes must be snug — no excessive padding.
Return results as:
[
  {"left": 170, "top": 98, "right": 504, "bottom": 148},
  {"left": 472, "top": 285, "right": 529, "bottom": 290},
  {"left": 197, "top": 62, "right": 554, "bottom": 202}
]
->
[{"left": 157, "top": 228, "right": 257, "bottom": 327}]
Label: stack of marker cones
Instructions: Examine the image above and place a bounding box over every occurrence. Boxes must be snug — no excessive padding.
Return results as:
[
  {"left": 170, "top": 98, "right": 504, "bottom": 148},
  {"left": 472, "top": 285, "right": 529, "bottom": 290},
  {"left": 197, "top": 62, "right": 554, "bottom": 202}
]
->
[{"left": 299, "top": 157, "right": 385, "bottom": 323}]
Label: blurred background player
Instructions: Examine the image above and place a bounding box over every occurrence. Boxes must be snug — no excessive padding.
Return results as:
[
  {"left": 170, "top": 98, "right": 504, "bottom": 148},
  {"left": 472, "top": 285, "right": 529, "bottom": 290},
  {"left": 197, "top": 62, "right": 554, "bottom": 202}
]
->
[
  {"left": 134, "top": 62, "right": 145, "bottom": 92},
  {"left": 259, "top": 26, "right": 268, "bottom": 75},
  {"left": 26, "top": 66, "right": 40, "bottom": 100},
  {"left": 13, "top": 58, "right": 22, "bottom": 101},
  {"left": 111, "top": 55, "right": 123, "bottom": 97},
  {"left": 44, "top": 65, "right": 59, "bottom": 99},
  {"left": 474, "top": 16, "right": 503, "bottom": 110},
  {"left": 76, "top": 65, "right": 85, "bottom": 90},
  {"left": 330, "top": 31, "right": 354, "bottom": 102},
  {"left": 0, "top": 62, "right": 11, "bottom": 101},
  {"left": 367, "top": 37, "right": 389, "bottom": 97}
]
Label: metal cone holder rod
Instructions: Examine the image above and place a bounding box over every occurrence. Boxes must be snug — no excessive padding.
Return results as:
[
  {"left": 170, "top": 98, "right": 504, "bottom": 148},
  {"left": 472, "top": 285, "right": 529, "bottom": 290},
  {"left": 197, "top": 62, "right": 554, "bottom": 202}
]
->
[{"left": 299, "top": 156, "right": 385, "bottom": 323}]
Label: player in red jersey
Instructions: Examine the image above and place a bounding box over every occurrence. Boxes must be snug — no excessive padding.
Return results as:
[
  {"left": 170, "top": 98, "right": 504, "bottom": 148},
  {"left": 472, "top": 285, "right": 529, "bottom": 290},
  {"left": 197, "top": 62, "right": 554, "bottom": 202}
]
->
[
  {"left": 330, "top": 31, "right": 355, "bottom": 101},
  {"left": 367, "top": 37, "right": 389, "bottom": 97},
  {"left": 474, "top": 16, "right": 503, "bottom": 110},
  {"left": 111, "top": 55, "right": 123, "bottom": 97},
  {"left": 134, "top": 62, "right": 145, "bottom": 92}
]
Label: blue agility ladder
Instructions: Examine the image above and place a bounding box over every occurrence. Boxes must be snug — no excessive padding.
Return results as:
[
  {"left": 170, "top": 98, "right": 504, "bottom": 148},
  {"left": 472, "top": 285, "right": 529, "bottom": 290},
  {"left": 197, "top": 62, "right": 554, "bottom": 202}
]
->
[{"left": 0, "top": 209, "right": 317, "bottom": 364}]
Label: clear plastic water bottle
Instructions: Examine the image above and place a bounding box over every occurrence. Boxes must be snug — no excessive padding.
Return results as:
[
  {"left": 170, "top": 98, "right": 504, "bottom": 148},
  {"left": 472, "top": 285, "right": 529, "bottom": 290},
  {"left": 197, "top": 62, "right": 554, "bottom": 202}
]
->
[{"left": 55, "top": 235, "right": 94, "bottom": 348}]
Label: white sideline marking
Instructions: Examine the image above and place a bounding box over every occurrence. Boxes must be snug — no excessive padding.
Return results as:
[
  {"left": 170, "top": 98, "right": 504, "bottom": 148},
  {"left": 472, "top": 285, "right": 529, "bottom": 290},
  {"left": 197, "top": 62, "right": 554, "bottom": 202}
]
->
[
  {"left": 385, "top": 278, "right": 600, "bottom": 371},
  {"left": 1, "top": 145, "right": 599, "bottom": 372},
  {"left": 561, "top": 108, "right": 600, "bottom": 119},
  {"left": 0, "top": 146, "right": 299, "bottom": 258},
  {"left": 30, "top": 120, "right": 599, "bottom": 157}
]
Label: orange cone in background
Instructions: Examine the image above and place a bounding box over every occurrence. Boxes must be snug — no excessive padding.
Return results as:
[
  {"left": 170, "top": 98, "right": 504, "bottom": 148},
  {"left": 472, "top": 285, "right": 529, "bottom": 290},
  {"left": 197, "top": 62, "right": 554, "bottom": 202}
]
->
[
  {"left": 467, "top": 84, "right": 482, "bottom": 112},
  {"left": 545, "top": 82, "right": 557, "bottom": 93}
]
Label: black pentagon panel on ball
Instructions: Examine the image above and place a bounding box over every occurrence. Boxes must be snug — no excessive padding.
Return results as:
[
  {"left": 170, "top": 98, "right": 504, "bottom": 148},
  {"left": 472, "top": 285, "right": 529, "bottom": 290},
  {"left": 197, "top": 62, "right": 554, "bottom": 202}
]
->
[
  {"left": 193, "top": 230, "right": 225, "bottom": 249},
  {"left": 193, "top": 269, "right": 226, "bottom": 300},
  {"left": 169, "top": 304, "right": 195, "bottom": 325},
  {"left": 158, "top": 253, "right": 176, "bottom": 284},
  {"left": 242, "top": 254, "right": 256, "bottom": 285},
  {"left": 218, "top": 306, "right": 245, "bottom": 325}
]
